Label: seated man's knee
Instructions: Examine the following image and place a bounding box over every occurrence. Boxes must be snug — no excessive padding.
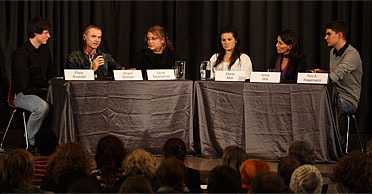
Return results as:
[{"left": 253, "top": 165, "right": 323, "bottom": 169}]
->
[{"left": 34, "top": 100, "right": 50, "bottom": 117}]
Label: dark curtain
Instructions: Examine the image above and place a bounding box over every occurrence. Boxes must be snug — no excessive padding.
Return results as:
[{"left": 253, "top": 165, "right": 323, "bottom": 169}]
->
[{"left": 1, "top": 0, "right": 371, "bottom": 132}]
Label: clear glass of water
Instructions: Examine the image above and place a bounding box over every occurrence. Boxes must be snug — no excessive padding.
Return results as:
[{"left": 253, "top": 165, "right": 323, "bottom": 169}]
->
[{"left": 174, "top": 61, "right": 186, "bottom": 80}]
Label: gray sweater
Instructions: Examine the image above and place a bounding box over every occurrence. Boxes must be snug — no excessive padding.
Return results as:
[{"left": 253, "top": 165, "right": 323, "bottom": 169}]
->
[{"left": 329, "top": 44, "right": 362, "bottom": 108}]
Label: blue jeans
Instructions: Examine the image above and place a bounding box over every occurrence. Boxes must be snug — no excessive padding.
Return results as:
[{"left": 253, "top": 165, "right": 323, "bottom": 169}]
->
[
  {"left": 340, "top": 98, "right": 357, "bottom": 114},
  {"left": 14, "top": 92, "right": 50, "bottom": 146}
]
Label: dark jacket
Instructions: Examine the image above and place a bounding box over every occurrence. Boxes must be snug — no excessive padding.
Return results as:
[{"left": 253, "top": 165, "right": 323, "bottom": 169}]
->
[
  {"left": 269, "top": 54, "right": 307, "bottom": 81},
  {"left": 66, "top": 48, "right": 122, "bottom": 78},
  {"left": 185, "top": 167, "right": 202, "bottom": 193},
  {"left": 132, "top": 48, "right": 180, "bottom": 78}
]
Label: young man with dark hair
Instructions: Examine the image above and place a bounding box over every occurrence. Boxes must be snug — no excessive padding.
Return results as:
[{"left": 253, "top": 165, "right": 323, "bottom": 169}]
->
[
  {"left": 66, "top": 24, "right": 122, "bottom": 79},
  {"left": 315, "top": 20, "right": 362, "bottom": 113},
  {"left": 11, "top": 16, "right": 55, "bottom": 154}
]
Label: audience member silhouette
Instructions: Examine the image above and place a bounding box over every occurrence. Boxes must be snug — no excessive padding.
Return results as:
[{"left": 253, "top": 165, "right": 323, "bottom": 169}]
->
[
  {"left": 288, "top": 140, "right": 315, "bottom": 165},
  {"left": 2, "top": 149, "right": 42, "bottom": 192},
  {"left": 119, "top": 175, "right": 153, "bottom": 193},
  {"left": 207, "top": 165, "right": 241, "bottom": 193},
  {"left": 156, "top": 157, "right": 189, "bottom": 193},
  {"left": 33, "top": 129, "right": 59, "bottom": 187},
  {"left": 222, "top": 145, "right": 248, "bottom": 177},
  {"left": 327, "top": 150, "right": 372, "bottom": 193},
  {"left": 250, "top": 172, "right": 285, "bottom": 193},
  {"left": 41, "top": 142, "right": 98, "bottom": 192},
  {"left": 240, "top": 158, "right": 270, "bottom": 192},
  {"left": 290, "top": 164, "right": 323, "bottom": 193},
  {"left": 122, "top": 148, "right": 159, "bottom": 191},
  {"left": 92, "top": 135, "right": 128, "bottom": 192},
  {"left": 67, "top": 174, "right": 100, "bottom": 193},
  {"left": 277, "top": 156, "right": 301, "bottom": 191},
  {"left": 163, "top": 137, "right": 202, "bottom": 193}
]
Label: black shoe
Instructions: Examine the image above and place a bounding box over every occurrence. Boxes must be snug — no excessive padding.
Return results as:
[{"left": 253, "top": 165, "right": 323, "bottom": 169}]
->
[{"left": 27, "top": 144, "right": 40, "bottom": 156}]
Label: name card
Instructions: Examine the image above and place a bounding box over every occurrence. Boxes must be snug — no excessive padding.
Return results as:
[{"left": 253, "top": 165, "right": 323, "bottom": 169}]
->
[
  {"left": 250, "top": 72, "right": 281, "bottom": 83},
  {"left": 147, "top": 69, "right": 176, "bottom": 80},
  {"left": 113, "top": 70, "right": 143, "bottom": 80},
  {"left": 64, "top": 69, "right": 95, "bottom": 80},
  {"left": 215, "top": 71, "right": 246, "bottom": 81},
  {"left": 297, "top": 73, "right": 328, "bottom": 84}
]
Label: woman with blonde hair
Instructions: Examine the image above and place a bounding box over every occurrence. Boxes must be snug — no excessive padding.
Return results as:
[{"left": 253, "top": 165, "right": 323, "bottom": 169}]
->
[
  {"left": 41, "top": 142, "right": 98, "bottom": 192},
  {"left": 122, "top": 148, "right": 158, "bottom": 191},
  {"left": 133, "top": 25, "right": 180, "bottom": 77}
]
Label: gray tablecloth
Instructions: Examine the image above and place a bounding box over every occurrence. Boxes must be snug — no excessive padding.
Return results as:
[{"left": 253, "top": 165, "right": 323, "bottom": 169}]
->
[
  {"left": 48, "top": 79, "right": 194, "bottom": 154},
  {"left": 195, "top": 81, "right": 342, "bottom": 162}
]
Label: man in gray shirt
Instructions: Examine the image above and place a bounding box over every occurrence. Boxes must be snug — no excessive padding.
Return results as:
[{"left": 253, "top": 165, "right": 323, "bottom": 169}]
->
[{"left": 316, "top": 20, "right": 362, "bottom": 113}]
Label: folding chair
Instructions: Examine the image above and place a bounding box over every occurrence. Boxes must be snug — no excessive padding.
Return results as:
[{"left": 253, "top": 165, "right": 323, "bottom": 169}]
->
[{"left": 0, "top": 79, "right": 29, "bottom": 152}]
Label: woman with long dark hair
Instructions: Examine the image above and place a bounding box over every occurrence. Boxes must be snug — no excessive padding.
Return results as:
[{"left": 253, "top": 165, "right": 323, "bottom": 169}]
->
[
  {"left": 269, "top": 30, "right": 307, "bottom": 81},
  {"left": 210, "top": 26, "right": 253, "bottom": 79},
  {"left": 92, "top": 135, "right": 128, "bottom": 192}
]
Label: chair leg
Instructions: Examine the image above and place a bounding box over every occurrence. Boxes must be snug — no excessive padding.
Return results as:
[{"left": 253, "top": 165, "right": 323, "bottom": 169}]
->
[
  {"left": 23, "top": 111, "right": 29, "bottom": 150},
  {"left": 345, "top": 115, "right": 350, "bottom": 154},
  {"left": 0, "top": 109, "right": 17, "bottom": 152},
  {"left": 352, "top": 115, "right": 364, "bottom": 152}
]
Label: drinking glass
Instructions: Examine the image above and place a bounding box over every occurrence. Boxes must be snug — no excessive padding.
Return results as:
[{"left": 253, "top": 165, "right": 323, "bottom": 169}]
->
[{"left": 174, "top": 60, "right": 186, "bottom": 80}]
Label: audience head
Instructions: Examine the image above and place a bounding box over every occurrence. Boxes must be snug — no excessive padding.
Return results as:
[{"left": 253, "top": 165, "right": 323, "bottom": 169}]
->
[
  {"left": 122, "top": 148, "right": 156, "bottom": 179},
  {"left": 145, "top": 25, "right": 174, "bottom": 52},
  {"left": 288, "top": 140, "right": 315, "bottom": 165},
  {"left": 45, "top": 142, "right": 93, "bottom": 184},
  {"left": 215, "top": 26, "right": 241, "bottom": 69},
  {"left": 156, "top": 157, "right": 187, "bottom": 192},
  {"left": 290, "top": 165, "right": 323, "bottom": 193},
  {"left": 66, "top": 175, "right": 100, "bottom": 193},
  {"left": 325, "top": 20, "right": 348, "bottom": 41},
  {"left": 366, "top": 138, "right": 372, "bottom": 156},
  {"left": 27, "top": 16, "right": 51, "bottom": 38},
  {"left": 83, "top": 24, "right": 102, "bottom": 50},
  {"left": 250, "top": 172, "right": 285, "bottom": 193},
  {"left": 2, "top": 149, "right": 34, "bottom": 189},
  {"left": 332, "top": 150, "right": 372, "bottom": 192},
  {"left": 95, "top": 135, "right": 127, "bottom": 170},
  {"left": 240, "top": 158, "right": 270, "bottom": 187},
  {"left": 119, "top": 175, "right": 153, "bottom": 193},
  {"left": 35, "top": 129, "right": 58, "bottom": 156},
  {"left": 0, "top": 154, "right": 6, "bottom": 180},
  {"left": 207, "top": 165, "right": 242, "bottom": 193},
  {"left": 222, "top": 145, "right": 248, "bottom": 175},
  {"left": 163, "top": 137, "right": 187, "bottom": 161},
  {"left": 278, "top": 156, "right": 301, "bottom": 186},
  {"left": 276, "top": 29, "right": 304, "bottom": 58}
]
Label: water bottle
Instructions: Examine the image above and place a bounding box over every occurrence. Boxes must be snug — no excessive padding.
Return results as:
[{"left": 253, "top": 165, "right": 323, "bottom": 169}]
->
[{"left": 200, "top": 61, "right": 210, "bottom": 80}]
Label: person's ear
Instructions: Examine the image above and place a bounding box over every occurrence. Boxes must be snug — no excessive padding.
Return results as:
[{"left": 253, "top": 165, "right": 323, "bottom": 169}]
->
[{"left": 83, "top": 34, "right": 86, "bottom": 41}]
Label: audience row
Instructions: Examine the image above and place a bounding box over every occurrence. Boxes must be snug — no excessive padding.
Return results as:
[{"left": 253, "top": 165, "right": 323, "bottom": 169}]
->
[{"left": 1, "top": 130, "right": 372, "bottom": 193}]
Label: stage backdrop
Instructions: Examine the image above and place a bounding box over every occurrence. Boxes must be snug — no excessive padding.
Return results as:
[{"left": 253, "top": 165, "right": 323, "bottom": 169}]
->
[{"left": 1, "top": 1, "right": 371, "bottom": 133}]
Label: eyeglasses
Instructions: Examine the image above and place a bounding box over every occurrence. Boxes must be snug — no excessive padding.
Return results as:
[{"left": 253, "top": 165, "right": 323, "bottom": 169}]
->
[{"left": 146, "top": 37, "right": 159, "bottom": 41}]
